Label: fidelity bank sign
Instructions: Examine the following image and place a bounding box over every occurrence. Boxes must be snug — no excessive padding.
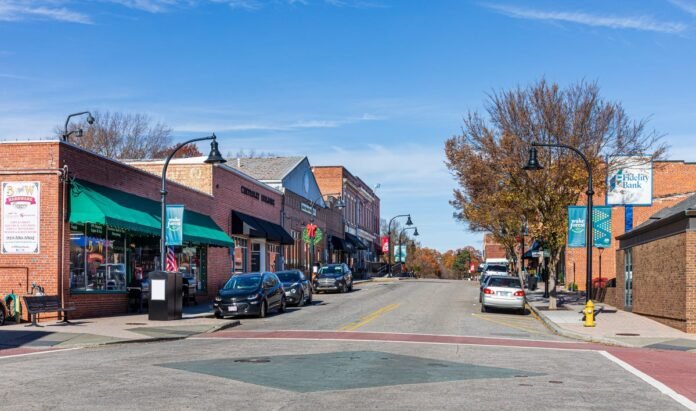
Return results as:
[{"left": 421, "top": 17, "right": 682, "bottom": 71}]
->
[{"left": 607, "top": 156, "right": 653, "bottom": 206}]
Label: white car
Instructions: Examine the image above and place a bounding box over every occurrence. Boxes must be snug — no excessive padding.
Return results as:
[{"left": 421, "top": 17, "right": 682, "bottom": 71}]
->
[{"left": 481, "top": 276, "right": 526, "bottom": 314}]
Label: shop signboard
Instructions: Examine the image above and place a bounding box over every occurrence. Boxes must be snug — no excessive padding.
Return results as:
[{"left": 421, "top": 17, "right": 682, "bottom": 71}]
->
[
  {"left": 607, "top": 156, "right": 653, "bottom": 206},
  {"left": 2, "top": 181, "right": 40, "bottom": 254},
  {"left": 166, "top": 205, "right": 184, "bottom": 246},
  {"left": 300, "top": 203, "right": 317, "bottom": 216},
  {"left": 567, "top": 206, "right": 613, "bottom": 248}
]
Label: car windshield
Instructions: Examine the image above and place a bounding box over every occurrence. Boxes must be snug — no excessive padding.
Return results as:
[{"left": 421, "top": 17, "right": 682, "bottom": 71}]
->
[
  {"left": 487, "top": 277, "right": 522, "bottom": 288},
  {"left": 486, "top": 265, "right": 507, "bottom": 273},
  {"left": 223, "top": 275, "right": 261, "bottom": 290},
  {"left": 276, "top": 272, "right": 301, "bottom": 283},
  {"left": 318, "top": 266, "right": 343, "bottom": 276}
]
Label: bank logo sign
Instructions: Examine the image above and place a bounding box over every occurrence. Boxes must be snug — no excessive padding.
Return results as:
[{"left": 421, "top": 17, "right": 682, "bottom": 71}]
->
[{"left": 607, "top": 156, "right": 652, "bottom": 206}]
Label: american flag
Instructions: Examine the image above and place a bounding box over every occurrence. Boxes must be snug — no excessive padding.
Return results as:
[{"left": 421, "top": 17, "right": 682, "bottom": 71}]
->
[{"left": 166, "top": 246, "right": 178, "bottom": 272}]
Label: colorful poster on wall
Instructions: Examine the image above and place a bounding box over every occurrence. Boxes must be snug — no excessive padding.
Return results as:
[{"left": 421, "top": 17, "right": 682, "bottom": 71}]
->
[
  {"left": 607, "top": 156, "right": 653, "bottom": 206},
  {"left": 568, "top": 206, "right": 586, "bottom": 248},
  {"left": 2, "top": 181, "right": 40, "bottom": 254},
  {"left": 593, "top": 206, "right": 612, "bottom": 248},
  {"left": 165, "top": 204, "right": 184, "bottom": 246}
]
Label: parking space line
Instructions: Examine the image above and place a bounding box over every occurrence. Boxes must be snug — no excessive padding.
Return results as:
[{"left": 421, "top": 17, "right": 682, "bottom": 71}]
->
[
  {"left": 338, "top": 303, "right": 400, "bottom": 331},
  {"left": 470, "top": 313, "right": 546, "bottom": 335}
]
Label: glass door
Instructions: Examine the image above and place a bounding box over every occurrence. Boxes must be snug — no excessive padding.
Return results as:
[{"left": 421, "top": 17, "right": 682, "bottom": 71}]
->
[{"left": 624, "top": 249, "right": 633, "bottom": 310}]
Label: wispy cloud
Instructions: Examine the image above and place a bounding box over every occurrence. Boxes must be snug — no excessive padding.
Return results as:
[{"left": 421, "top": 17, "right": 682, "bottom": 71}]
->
[
  {"left": 0, "top": 2, "right": 93, "bottom": 24},
  {"left": 173, "top": 113, "right": 383, "bottom": 133},
  {"left": 670, "top": 0, "right": 696, "bottom": 16},
  {"left": 486, "top": 4, "right": 687, "bottom": 34}
]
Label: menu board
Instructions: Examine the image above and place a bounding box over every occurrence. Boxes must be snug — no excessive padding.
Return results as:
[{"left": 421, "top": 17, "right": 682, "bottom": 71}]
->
[{"left": 2, "top": 181, "right": 40, "bottom": 254}]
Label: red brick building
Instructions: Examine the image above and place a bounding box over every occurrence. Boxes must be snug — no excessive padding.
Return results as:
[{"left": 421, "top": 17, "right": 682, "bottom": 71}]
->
[
  {"left": 483, "top": 233, "right": 507, "bottom": 262},
  {"left": 0, "top": 141, "right": 289, "bottom": 320},
  {"left": 312, "top": 166, "right": 381, "bottom": 271}
]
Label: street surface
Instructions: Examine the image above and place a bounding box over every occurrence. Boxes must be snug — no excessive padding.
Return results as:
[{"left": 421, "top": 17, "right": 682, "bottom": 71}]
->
[{"left": 2, "top": 280, "right": 694, "bottom": 410}]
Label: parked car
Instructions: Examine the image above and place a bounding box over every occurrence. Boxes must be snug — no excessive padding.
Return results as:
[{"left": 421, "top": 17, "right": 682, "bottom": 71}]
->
[
  {"left": 0, "top": 299, "right": 6, "bottom": 326},
  {"left": 276, "top": 269, "right": 312, "bottom": 306},
  {"left": 314, "top": 263, "right": 353, "bottom": 293},
  {"left": 481, "top": 276, "right": 526, "bottom": 314},
  {"left": 213, "top": 272, "right": 286, "bottom": 319},
  {"left": 483, "top": 264, "right": 508, "bottom": 276}
]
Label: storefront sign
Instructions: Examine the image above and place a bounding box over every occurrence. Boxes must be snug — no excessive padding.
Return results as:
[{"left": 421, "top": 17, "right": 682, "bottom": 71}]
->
[
  {"left": 300, "top": 203, "right": 316, "bottom": 216},
  {"left": 567, "top": 206, "right": 612, "bottom": 248},
  {"left": 607, "top": 156, "right": 652, "bottom": 206},
  {"left": 2, "top": 181, "right": 40, "bottom": 254},
  {"left": 166, "top": 204, "right": 184, "bottom": 246},
  {"left": 241, "top": 186, "right": 275, "bottom": 206}
]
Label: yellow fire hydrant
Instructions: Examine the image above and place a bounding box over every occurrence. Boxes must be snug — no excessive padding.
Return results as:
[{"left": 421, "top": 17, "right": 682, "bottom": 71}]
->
[{"left": 583, "top": 300, "right": 595, "bottom": 327}]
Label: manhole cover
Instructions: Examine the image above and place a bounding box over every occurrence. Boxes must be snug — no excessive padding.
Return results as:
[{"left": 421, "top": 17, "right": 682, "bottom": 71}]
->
[
  {"left": 126, "top": 323, "right": 147, "bottom": 326},
  {"left": 615, "top": 333, "right": 640, "bottom": 336},
  {"left": 234, "top": 358, "right": 270, "bottom": 363}
]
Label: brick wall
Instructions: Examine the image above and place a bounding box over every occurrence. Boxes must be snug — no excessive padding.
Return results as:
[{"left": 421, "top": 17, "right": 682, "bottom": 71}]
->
[
  {"left": 483, "top": 234, "right": 506, "bottom": 260},
  {"left": 686, "top": 231, "right": 696, "bottom": 333}
]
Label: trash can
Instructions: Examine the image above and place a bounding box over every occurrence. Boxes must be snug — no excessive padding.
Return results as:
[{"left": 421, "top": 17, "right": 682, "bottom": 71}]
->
[
  {"left": 148, "top": 271, "right": 183, "bottom": 321},
  {"left": 527, "top": 274, "right": 537, "bottom": 291}
]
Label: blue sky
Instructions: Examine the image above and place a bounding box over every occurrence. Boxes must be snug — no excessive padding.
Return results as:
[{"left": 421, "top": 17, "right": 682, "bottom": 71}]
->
[{"left": 1, "top": 0, "right": 696, "bottom": 252}]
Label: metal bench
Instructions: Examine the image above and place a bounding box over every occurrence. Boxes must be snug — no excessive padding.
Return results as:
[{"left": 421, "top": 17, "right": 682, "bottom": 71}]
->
[{"left": 23, "top": 295, "right": 76, "bottom": 327}]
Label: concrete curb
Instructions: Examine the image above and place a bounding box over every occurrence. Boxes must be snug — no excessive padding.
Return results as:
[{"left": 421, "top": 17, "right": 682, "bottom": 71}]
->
[{"left": 527, "top": 302, "right": 634, "bottom": 348}]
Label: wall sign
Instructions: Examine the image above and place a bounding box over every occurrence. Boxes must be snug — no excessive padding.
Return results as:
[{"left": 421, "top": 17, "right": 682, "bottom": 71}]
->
[
  {"left": 300, "top": 202, "right": 316, "bottom": 216},
  {"left": 2, "top": 181, "right": 40, "bottom": 254},
  {"left": 607, "top": 156, "right": 653, "bottom": 206},
  {"left": 241, "top": 186, "right": 275, "bottom": 206}
]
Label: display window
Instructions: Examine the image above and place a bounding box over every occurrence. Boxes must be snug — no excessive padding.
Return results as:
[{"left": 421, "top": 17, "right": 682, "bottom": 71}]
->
[
  {"left": 233, "top": 236, "right": 248, "bottom": 273},
  {"left": 70, "top": 223, "right": 127, "bottom": 292}
]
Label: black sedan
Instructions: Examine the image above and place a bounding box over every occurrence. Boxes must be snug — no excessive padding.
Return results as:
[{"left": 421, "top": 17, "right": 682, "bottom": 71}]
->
[
  {"left": 214, "top": 272, "right": 286, "bottom": 319},
  {"left": 276, "top": 270, "right": 313, "bottom": 306},
  {"left": 314, "top": 263, "right": 353, "bottom": 293}
]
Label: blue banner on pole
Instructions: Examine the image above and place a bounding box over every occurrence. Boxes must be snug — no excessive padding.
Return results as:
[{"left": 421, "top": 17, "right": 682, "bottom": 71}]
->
[
  {"left": 593, "top": 206, "right": 612, "bottom": 248},
  {"left": 165, "top": 204, "right": 184, "bottom": 246},
  {"left": 568, "top": 206, "right": 586, "bottom": 248},
  {"left": 625, "top": 205, "right": 633, "bottom": 232}
]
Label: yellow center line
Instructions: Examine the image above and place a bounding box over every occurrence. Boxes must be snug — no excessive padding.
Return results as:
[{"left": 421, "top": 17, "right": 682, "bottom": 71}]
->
[
  {"left": 470, "top": 313, "right": 546, "bottom": 335},
  {"left": 338, "top": 303, "right": 401, "bottom": 331}
]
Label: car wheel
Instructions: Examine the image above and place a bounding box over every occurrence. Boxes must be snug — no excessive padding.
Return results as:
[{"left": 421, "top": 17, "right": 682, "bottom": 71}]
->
[
  {"left": 307, "top": 290, "right": 313, "bottom": 304},
  {"left": 340, "top": 283, "right": 347, "bottom": 293},
  {"left": 259, "top": 301, "right": 267, "bottom": 318},
  {"left": 278, "top": 297, "right": 286, "bottom": 313},
  {"left": 348, "top": 283, "right": 353, "bottom": 292},
  {"left": 0, "top": 303, "right": 5, "bottom": 326},
  {"left": 518, "top": 308, "right": 526, "bottom": 315},
  {"left": 481, "top": 304, "right": 487, "bottom": 313},
  {"left": 214, "top": 311, "right": 223, "bottom": 319},
  {"left": 297, "top": 291, "right": 304, "bottom": 307}
]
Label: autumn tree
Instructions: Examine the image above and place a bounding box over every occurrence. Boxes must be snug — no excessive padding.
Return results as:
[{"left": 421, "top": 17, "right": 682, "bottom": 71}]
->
[
  {"left": 445, "top": 79, "right": 665, "bottom": 308},
  {"left": 58, "top": 111, "right": 173, "bottom": 159},
  {"left": 407, "top": 247, "right": 441, "bottom": 278},
  {"left": 152, "top": 143, "right": 203, "bottom": 159}
]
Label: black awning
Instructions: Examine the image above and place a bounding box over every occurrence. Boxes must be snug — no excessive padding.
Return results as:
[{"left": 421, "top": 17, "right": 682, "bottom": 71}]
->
[
  {"left": 231, "top": 211, "right": 294, "bottom": 245},
  {"left": 330, "top": 235, "right": 354, "bottom": 252},
  {"left": 523, "top": 240, "right": 542, "bottom": 259},
  {"left": 345, "top": 232, "right": 368, "bottom": 250}
]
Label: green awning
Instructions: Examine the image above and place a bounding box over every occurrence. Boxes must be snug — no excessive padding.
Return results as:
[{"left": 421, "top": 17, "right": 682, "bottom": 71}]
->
[{"left": 70, "top": 179, "right": 234, "bottom": 248}]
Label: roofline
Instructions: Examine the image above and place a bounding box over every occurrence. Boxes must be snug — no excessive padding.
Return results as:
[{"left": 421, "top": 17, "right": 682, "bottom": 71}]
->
[{"left": 616, "top": 210, "right": 689, "bottom": 240}]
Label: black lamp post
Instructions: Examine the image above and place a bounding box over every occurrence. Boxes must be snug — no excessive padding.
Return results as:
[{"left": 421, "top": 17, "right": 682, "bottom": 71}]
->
[
  {"left": 524, "top": 142, "right": 594, "bottom": 304},
  {"left": 397, "top": 226, "right": 418, "bottom": 272},
  {"left": 387, "top": 214, "right": 413, "bottom": 276},
  {"left": 62, "top": 111, "right": 95, "bottom": 142},
  {"left": 160, "top": 134, "right": 225, "bottom": 270}
]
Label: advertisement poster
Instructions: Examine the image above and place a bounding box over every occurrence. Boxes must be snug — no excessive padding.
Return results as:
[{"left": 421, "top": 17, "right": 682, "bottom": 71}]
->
[
  {"left": 568, "top": 206, "right": 586, "bottom": 248},
  {"left": 567, "top": 206, "right": 613, "bottom": 248},
  {"left": 607, "top": 156, "right": 653, "bottom": 206},
  {"left": 381, "top": 236, "right": 389, "bottom": 254},
  {"left": 2, "top": 181, "right": 40, "bottom": 254},
  {"left": 165, "top": 204, "right": 184, "bottom": 246},
  {"left": 394, "top": 245, "right": 407, "bottom": 263}
]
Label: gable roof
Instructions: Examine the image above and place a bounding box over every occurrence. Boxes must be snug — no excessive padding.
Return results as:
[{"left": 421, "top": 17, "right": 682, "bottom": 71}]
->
[{"left": 227, "top": 156, "right": 304, "bottom": 181}]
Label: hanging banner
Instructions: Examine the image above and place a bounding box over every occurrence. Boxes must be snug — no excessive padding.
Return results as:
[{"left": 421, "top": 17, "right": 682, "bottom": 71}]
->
[
  {"left": 394, "top": 245, "right": 407, "bottom": 263},
  {"left": 593, "top": 206, "right": 612, "bottom": 248},
  {"left": 381, "top": 236, "right": 389, "bottom": 254},
  {"left": 2, "top": 181, "right": 40, "bottom": 254},
  {"left": 568, "top": 206, "right": 586, "bottom": 248},
  {"left": 607, "top": 156, "right": 653, "bottom": 206},
  {"left": 165, "top": 204, "right": 184, "bottom": 246}
]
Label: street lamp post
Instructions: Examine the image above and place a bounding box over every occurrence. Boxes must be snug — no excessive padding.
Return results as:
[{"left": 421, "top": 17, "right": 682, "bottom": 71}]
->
[
  {"left": 397, "top": 226, "right": 418, "bottom": 274},
  {"left": 160, "top": 134, "right": 226, "bottom": 270},
  {"left": 62, "top": 111, "right": 95, "bottom": 142},
  {"left": 523, "top": 142, "right": 594, "bottom": 306},
  {"left": 598, "top": 246, "right": 605, "bottom": 290},
  {"left": 387, "top": 214, "right": 413, "bottom": 276}
]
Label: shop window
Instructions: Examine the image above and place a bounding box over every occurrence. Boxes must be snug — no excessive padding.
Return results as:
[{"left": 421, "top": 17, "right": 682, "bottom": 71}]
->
[
  {"left": 70, "top": 223, "right": 127, "bottom": 292},
  {"left": 178, "top": 246, "right": 207, "bottom": 292},
  {"left": 233, "top": 237, "right": 248, "bottom": 273},
  {"left": 267, "top": 243, "right": 280, "bottom": 272}
]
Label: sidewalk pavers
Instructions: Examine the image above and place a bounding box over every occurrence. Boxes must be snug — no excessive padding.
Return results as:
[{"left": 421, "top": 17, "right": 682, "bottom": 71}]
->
[{"left": 526, "top": 290, "right": 696, "bottom": 352}]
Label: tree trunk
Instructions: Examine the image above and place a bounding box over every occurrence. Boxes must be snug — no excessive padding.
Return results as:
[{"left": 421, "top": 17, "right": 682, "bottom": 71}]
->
[{"left": 547, "top": 250, "right": 562, "bottom": 310}]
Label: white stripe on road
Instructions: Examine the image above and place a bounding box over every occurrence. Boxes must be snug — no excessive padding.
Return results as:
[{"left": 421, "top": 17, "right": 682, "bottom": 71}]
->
[
  {"left": 598, "top": 351, "right": 695, "bottom": 410},
  {"left": 0, "top": 347, "right": 82, "bottom": 360}
]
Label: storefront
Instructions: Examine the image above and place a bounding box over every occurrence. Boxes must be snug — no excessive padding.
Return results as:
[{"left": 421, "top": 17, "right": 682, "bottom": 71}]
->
[{"left": 230, "top": 211, "right": 293, "bottom": 272}]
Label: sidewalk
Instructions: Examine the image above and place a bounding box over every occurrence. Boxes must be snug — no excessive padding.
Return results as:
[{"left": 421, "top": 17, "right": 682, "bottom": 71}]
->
[
  {"left": 526, "top": 290, "right": 696, "bottom": 352},
  {"left": 0, "top": 304, "right": 238, "bottom": 351}
]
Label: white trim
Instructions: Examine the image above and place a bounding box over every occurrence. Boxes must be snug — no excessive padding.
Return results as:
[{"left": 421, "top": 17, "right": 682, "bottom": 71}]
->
[{"left": 598, "top": 351, "right": 696, "bottom": 410}]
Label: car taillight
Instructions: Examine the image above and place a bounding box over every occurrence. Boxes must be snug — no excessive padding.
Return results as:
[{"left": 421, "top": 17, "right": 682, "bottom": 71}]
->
[
  {"left": 514, "top": 290, "right": 525, "bottom": 297},
  {"left": 483, "top": 288, "right": 494, "bottom": 295}
]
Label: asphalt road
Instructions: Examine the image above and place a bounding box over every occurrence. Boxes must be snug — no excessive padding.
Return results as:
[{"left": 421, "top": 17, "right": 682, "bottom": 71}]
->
[{"left": 0, "top": 280, "right": 691, "bottom": 410}]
